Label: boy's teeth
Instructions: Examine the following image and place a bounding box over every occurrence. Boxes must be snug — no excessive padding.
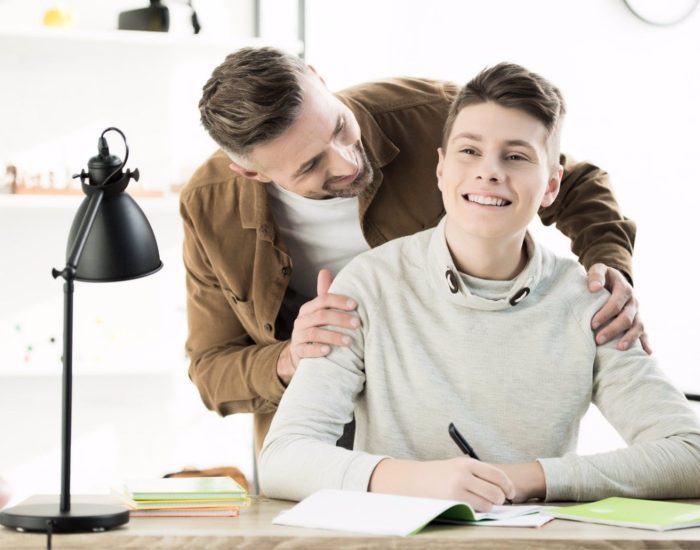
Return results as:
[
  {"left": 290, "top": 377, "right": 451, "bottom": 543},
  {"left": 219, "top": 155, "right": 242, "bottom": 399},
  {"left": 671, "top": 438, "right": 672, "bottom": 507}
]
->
[{"left": 466, "top": 194, "right": 510, "bottom": 207}]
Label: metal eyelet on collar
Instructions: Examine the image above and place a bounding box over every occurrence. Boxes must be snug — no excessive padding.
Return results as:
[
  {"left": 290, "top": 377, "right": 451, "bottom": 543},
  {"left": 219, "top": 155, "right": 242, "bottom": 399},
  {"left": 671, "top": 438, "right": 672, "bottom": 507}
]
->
[
  {"left": 509, "top": 287, "right": 530, "bottom": 306},
  {"left": 445, "top": 269, "right": 459, "bottom": 294}
]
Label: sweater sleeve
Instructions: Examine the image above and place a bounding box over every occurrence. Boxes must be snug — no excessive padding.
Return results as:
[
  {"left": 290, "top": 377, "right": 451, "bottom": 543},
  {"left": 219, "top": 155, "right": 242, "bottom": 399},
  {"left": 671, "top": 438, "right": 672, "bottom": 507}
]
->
[
  {"left": 258, "top": 262, "right": 388, "bottom": 501},
  {"left": 538, "top": 294, "right": 700, "bottom": 501}
]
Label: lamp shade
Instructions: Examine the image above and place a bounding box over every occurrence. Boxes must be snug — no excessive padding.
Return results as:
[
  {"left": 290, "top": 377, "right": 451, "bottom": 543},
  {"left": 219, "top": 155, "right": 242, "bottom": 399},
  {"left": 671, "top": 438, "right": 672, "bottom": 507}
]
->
[{"left": 67, "top": 192, "right": 162, "bottom": 282}]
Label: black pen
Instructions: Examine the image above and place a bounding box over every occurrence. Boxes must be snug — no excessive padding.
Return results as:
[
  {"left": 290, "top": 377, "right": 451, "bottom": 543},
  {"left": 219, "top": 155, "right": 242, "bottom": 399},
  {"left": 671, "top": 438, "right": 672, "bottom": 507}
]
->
[
  {"left": 448, "top": 422, "right": 512, "bottom": 505},
  {"left": 448, "top": 422, "right": 480, "bottom": 459}
]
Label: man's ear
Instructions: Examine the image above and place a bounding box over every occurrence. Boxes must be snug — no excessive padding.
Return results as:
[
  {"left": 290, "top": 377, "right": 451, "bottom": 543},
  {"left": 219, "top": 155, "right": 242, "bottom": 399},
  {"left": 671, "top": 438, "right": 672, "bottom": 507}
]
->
[
  {"left": 436, "top": 148, "right": 445, "bottom": 191},
  {"left": 228, "top": 161, "right": 271, "bottom": 183},
  {"left": 541, "top": 164, "right": 563, "bottom": 208}
]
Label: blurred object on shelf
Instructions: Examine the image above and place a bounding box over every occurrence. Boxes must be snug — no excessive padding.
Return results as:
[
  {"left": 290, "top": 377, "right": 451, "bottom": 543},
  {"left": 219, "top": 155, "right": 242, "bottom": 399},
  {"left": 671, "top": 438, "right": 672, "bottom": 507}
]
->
[
  {"left": 4, "top": 163, "right": 165, "bottom": 197},
  {"left": 2, "top": 165, "right": 17, "bottom": 194},
  {"left": 43, "top": 4, "right": 76, "bottom": 28}
]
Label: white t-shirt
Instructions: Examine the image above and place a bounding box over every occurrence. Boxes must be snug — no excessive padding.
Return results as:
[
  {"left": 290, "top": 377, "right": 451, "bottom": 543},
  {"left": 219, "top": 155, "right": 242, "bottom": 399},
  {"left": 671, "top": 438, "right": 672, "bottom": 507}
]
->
[{"left": 266, "top": 182, "right": 370, "bottom": 299}]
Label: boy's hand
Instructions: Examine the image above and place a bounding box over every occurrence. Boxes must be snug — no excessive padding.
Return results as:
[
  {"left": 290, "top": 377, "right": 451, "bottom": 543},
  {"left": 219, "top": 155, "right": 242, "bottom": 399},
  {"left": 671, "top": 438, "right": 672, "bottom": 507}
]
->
[
  {"left": 369, "top": 457, "right": 515, "bottom": 512},
  {"left": 587, "top": 263, "right": 652, "bottom": 354},
  {"left": 276, "top": 269, "right": 360, "bottom": 385},
  {"left": 495, "top": 462, "right": 546, "bottom": 503}
]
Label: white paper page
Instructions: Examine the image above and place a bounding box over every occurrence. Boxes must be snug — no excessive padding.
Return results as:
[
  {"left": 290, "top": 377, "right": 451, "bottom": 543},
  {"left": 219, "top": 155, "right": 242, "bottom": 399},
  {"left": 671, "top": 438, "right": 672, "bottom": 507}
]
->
[
  {"left": 463, "top": 513, "right": 554, "bottom": 528},
  {"left": 273, "top": 490, "right": 544, "bottom": 536}
]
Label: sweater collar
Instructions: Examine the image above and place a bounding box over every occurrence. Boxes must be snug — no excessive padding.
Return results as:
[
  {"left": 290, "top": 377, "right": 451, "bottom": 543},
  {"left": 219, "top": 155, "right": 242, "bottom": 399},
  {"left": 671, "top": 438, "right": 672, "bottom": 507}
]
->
[{"left": 428, "top": 217, "right": 543, "bottom": 311}]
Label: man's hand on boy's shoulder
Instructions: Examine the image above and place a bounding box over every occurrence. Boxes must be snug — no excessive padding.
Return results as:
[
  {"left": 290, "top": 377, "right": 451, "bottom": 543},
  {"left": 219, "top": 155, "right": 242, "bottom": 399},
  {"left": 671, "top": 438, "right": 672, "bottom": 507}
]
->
[
  {"left": 586, "top": 263, "right": 652, "bottom": 355},
  {"left": 276, "top": 269, "right": 361, "bottom": 385}
]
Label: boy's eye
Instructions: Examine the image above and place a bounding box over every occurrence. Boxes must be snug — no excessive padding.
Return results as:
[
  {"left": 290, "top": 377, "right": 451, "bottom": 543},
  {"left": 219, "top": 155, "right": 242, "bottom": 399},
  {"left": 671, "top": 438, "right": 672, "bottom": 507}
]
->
[
  {"left": 506, "top": 153, "right": 527, "bottom": 161},
  {"left": 460, "top": 148, "right": 478, "bottom": 155}
]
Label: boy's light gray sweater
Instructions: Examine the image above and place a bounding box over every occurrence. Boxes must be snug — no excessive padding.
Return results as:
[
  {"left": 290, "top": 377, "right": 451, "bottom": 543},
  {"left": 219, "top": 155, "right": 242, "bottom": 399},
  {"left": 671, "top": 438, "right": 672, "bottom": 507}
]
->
[{"left": 260, "top": 220, "right": 700, "bottom": 502}]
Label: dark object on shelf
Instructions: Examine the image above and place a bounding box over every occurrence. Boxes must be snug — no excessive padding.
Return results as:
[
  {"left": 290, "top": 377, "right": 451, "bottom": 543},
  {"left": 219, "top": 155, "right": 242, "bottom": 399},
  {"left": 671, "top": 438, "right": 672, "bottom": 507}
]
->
[
  {"left": 118, "top": 0, "right": 201, "bottom": 34},
  {"left": 119, "top": 0, "right": 169, "bottom": 32},
  {"left": 0, "top": 127, "right": 162, "bottom": 534}
]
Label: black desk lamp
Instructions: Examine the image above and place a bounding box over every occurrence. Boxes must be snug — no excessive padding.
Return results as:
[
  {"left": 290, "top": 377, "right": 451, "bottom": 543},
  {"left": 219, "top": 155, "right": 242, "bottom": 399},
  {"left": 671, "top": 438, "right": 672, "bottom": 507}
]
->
[{"left": 0, "top": 127, "right": 162, "bottom": 533}]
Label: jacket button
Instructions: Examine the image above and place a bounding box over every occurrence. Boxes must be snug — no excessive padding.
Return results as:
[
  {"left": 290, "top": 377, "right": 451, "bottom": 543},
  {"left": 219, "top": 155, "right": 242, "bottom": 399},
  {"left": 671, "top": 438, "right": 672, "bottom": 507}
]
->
[
  {"left": 281, "top": 266, "right": 291, "bottom": 276},
  {"left": 264, "top": 323, "right": 273, "bottom": 332}
]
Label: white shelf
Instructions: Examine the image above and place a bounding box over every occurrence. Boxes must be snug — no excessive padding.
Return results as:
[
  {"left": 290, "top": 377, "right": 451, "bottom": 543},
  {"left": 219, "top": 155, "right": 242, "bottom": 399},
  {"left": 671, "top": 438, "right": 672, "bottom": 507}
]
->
[
  {"left": 0, "top": 26, "right": 302, "bottom": 53},
  {"left": 0, "top": 193, "right": 180, "bottom": 213}
]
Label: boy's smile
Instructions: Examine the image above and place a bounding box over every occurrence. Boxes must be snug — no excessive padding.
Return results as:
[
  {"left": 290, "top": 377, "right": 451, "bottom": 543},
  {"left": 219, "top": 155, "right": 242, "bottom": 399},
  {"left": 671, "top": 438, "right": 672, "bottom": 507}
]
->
[{"left": 463, "top": 193, "right": 512, "bottom": 208}]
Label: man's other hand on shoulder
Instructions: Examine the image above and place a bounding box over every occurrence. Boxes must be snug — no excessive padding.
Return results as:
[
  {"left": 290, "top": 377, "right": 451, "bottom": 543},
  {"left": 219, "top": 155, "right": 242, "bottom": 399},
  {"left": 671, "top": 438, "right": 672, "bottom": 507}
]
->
[{"left": 277, "top": 269, "right": 360, "bottom": 385}]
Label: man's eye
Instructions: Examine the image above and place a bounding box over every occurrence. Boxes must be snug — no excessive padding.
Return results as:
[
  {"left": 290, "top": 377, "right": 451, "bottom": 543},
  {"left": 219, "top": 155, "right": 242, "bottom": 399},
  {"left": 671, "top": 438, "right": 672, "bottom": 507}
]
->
[
  {"left": 506, "top": 153, "right": 527, "bottom": 161},
  {"left": 301, "top": 160, "right": 318, "bottom": 176},
  {"left": 460, "top": 148, "right": 477, "bottom": 155}
]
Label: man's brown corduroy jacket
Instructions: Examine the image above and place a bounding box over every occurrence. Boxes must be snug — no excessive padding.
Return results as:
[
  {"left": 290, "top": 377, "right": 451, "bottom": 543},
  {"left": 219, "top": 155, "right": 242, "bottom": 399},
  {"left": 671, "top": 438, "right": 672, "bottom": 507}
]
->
[{"left": 179, "top": 78, "right": 636, "bottom": 452}]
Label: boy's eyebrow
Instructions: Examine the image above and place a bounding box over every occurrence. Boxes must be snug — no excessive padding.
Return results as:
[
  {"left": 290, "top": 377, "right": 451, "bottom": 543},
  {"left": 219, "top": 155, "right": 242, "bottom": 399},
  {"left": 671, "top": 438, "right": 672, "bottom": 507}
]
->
[
  {"left": 293, "top": 115, "right": 345, "bottom": 179},
  {"left": 504, "top": 139, "right": 538, "bottom": 154},
  {"left": 453, "top": 133, "right": 538, "bottom": 154},
  {"left": 452, "top": 132, "right": 483, "bottom": 142}
]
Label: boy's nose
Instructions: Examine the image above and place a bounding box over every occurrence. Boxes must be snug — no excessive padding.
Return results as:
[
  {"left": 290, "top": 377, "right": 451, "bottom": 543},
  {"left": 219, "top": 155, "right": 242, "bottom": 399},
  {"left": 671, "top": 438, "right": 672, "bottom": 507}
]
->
[{"left": 475, "top": 155, "right": 504, "bottom": 183}]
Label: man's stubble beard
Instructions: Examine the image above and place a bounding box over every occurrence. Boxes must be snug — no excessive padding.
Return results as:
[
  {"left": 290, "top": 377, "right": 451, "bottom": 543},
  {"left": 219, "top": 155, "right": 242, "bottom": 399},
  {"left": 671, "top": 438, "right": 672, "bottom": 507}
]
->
[{"left": 322, "top": 142, "right": 374, "bottom": 199}]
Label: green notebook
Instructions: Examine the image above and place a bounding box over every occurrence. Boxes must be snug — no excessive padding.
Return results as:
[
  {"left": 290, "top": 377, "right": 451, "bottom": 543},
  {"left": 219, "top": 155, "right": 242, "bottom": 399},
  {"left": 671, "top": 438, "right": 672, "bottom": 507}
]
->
[
  {"left": 549, "top": 497, "right": 700, "bottom": 532},
  {"left": 122, "top": 476, "right": 247, "bottom": 501}
]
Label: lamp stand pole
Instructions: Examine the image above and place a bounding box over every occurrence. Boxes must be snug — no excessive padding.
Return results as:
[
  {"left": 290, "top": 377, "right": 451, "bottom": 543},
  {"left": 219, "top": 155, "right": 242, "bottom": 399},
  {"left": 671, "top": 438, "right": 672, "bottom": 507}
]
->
[{"left": 0, "top": 190, "right": 129, "bottom": 533}]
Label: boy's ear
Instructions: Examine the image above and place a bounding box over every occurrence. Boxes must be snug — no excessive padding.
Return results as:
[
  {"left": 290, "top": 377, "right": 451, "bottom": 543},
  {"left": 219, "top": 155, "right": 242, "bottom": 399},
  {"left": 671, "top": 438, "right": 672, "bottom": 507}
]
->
[
  {"left": 228, "top": 161, "right": 271, "bottom": 183},
  {"left": 541, "top": 164, "right": 563, "bottom": 208},
  {"left": 436, "top": 148, "right": 445, "bottom": 191}
]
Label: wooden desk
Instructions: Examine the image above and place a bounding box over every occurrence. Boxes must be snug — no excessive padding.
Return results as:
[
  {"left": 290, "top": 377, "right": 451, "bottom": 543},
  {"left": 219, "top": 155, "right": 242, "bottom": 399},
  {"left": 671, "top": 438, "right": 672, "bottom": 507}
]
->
[{"left": 1, "top": 495, "right": 699, "bottom": 549}]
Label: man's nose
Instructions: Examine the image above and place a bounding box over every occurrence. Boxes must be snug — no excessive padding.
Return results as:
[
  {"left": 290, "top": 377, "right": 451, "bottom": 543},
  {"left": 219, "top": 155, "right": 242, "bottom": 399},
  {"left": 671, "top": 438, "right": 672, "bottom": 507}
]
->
[{"left": 328, "top": 143, "right": 357, "bottom": 176}]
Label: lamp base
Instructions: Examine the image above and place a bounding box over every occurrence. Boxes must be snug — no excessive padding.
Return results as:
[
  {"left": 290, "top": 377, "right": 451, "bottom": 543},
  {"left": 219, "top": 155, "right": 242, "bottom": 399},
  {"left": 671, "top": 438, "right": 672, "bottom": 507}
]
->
[{"left": 0, "top": 501, "right": 129, "bottom": 533}]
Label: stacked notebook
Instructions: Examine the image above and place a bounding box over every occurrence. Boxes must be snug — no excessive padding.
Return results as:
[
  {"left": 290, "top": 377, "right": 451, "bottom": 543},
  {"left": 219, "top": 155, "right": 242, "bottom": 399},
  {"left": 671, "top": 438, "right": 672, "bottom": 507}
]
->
[{"left": 116, "top": 476, "right": 249, "bottom": 517}]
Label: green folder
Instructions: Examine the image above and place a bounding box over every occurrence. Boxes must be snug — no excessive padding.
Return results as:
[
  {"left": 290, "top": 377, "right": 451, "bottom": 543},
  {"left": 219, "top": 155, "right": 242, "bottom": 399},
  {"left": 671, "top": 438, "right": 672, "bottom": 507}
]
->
[{"left": 549, "top": 497, "right": 700, "bottom": 531}]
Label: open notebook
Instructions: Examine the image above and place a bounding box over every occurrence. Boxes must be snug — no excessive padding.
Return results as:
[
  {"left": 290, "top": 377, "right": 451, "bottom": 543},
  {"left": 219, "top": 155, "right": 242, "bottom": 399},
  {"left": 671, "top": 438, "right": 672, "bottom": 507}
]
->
[{"left": 272, "top": 489, "right": 551, "bottom": 536}]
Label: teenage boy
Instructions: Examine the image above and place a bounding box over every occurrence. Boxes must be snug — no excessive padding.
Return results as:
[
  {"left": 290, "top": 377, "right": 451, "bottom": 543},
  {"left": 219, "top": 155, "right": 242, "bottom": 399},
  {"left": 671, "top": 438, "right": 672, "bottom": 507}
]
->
[
  {"left": 259, "top": 63, "right": 700, "bottom": 508},
  {"left": 184, "top": 48, "right": 646, "bottom": 452}
]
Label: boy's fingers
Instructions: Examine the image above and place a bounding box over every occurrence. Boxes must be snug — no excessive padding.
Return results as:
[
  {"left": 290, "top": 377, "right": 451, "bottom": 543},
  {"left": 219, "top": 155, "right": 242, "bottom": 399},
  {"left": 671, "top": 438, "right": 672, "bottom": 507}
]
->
[
  {"left": 465, "top": 475, "right": 508, "bottom": 506},
  {"left": 471, "top": 461, "right": 516, "bottom": 500},
  {"left": 463, "top": 491, "right": 494, "bottom": 513}
]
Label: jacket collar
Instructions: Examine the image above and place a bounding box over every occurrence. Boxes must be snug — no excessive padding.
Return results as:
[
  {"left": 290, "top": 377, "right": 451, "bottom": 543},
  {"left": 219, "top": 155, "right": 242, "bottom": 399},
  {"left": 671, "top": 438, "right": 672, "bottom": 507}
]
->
[
  {"left": 338, "top": 95, "right": 399, "bottom": 170},
  {"left": 239, "top": 179, "right": 275, "bottom": 241},
  {"left": 428, "top": 217, "right": 543, "bottom": 311}
]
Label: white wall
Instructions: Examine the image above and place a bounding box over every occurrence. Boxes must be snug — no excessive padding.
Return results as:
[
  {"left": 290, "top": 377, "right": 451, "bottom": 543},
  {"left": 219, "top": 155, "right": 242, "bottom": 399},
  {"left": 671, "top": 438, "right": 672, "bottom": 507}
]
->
[{"left": 306, "top": 0, "right": 700, "bottom": 395}]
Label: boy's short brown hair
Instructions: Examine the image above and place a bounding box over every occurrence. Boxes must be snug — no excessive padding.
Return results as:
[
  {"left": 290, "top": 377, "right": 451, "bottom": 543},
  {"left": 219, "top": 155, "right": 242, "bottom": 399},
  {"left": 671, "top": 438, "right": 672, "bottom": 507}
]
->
[
  {"left": 442, "top": 63, "right": 566, "bottom": 167},
  {"left": 199, "top": 47, "right": 307, "bottom": 160}
]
